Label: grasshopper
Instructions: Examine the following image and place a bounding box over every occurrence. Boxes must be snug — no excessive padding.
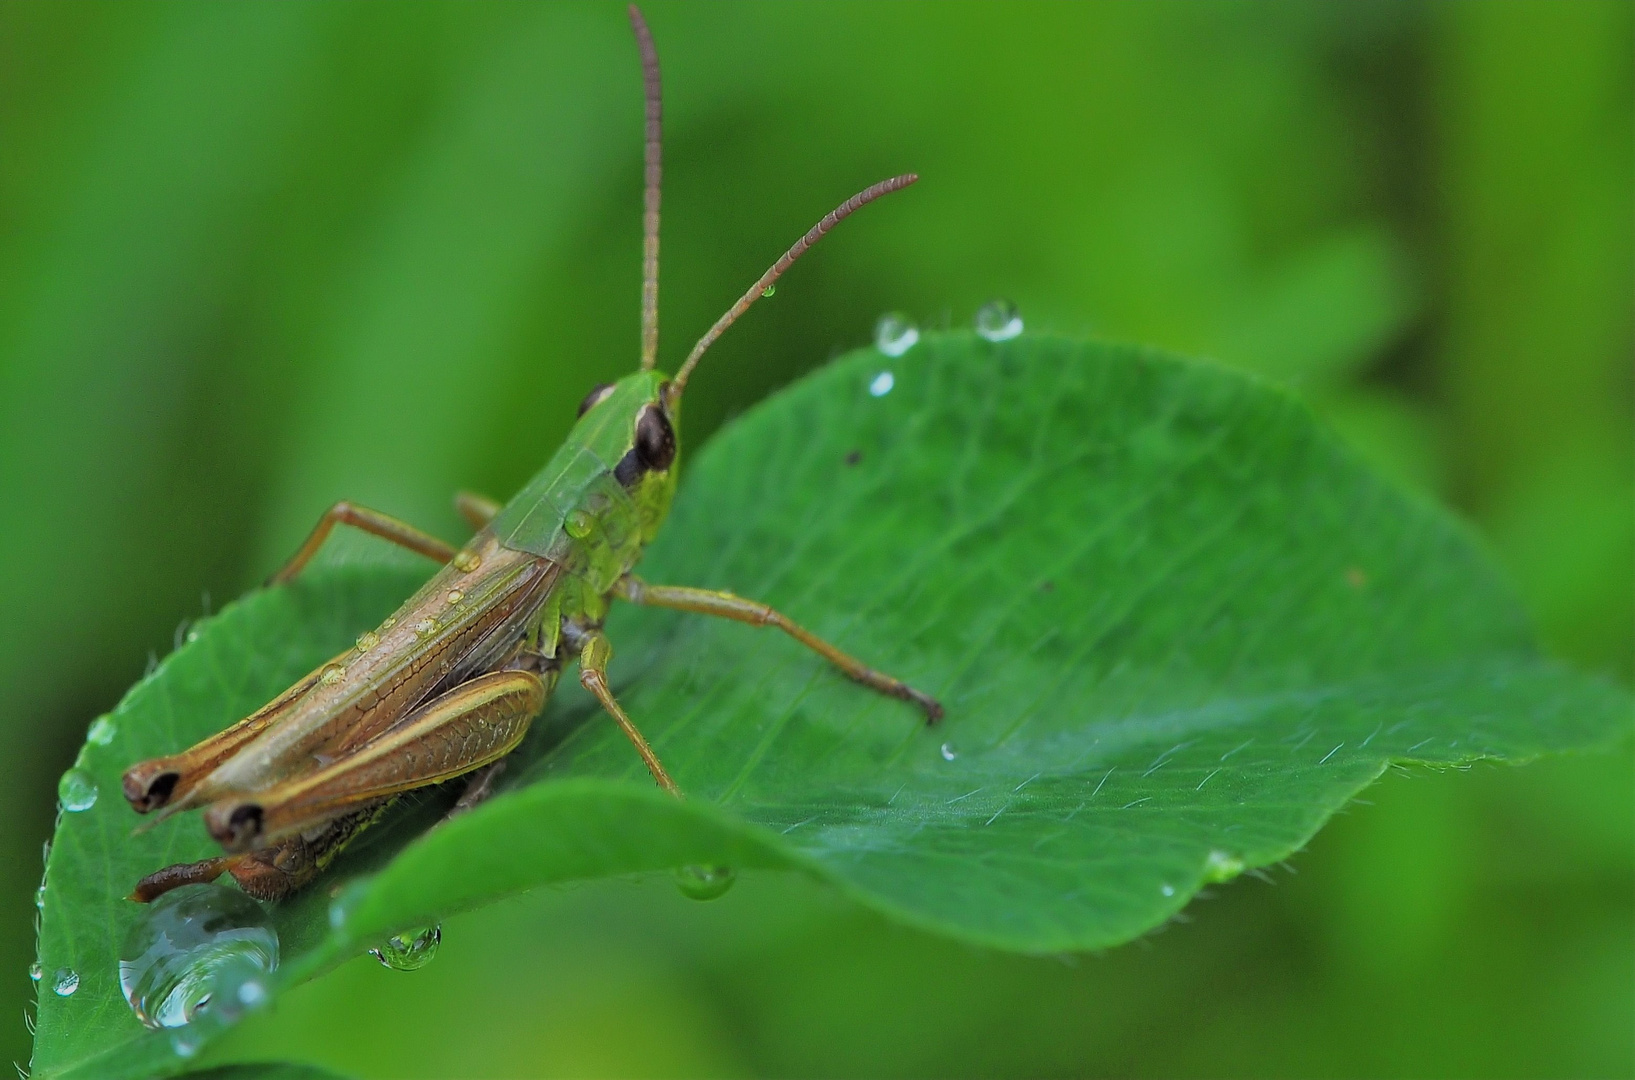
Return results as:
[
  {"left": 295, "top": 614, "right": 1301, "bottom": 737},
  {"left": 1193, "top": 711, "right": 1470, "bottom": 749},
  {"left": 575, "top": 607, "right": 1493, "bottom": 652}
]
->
[{"left": 122, "top": 6, "right": 940, "bottom": 904}]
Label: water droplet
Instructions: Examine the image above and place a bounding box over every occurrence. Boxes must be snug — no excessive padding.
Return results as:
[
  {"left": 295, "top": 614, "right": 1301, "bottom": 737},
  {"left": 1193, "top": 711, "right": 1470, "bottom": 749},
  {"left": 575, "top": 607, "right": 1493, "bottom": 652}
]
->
[
  {"left": 170, "top": 1027, "right": 203, "bottom": 1059},
  {"left": 327, "top": 882, "right": 368, "bottom": 931},
  {"left": 185, "top": 629, "right": 201, "bottom": 644},
  {"left": 452, "top": 551, "right": 481, "bottom": 573},
  {"left": 58, "top": 769, "right": 97, "bottom": 813},
  {"left": 974, "top": 299, "right": 1023, "bottom": 341},
  {"left": 87, "top": 717, "right": 116, "bottom": 747},
  {"left": 565, "top": 509, "right": 595, "bottom": 539},
  {"left": 319, "top": 663, "right": 345, "bottom": 685},
  {"left": 35, "top": 885, "right": 46, "bottom": 910},
  {"left": 1160, "top": 883, "right": 1176, "bottom": 897},
  {"left": 1203, "top": 849, "right": 1245, "bottom": 883},
  {"left": 355, "top": 631, "right": 379, "bottom": 653},
  {"left": 761, "top": 284, "right": 776, "bottom": 298},
  {"left": 51, "top": 968, "right": 78, "bottom": 997},
  {"left": 119, "top": 884, "right": 278, "bottom": 1032},
  {"left": 369, "top": 925, "right": 440, "bottom": 971},
  {"left": 868, "top": 371, "right": 895, "bottom": 397},
  {"left": 413, "top": 619, "right": 439, "bottom": 639},
  {"left": 445, "top": 589, "right": 464, "bottom": 605},
  {"left": 674, "top": 865, "right": 736, "bottom": 901},
  {"left": 940, "top": 742, "right": 958, "bottom": 761},
  {"left": 873, "top": 312, "right": 920, "bottom": 357},
  {"left": 381, "top": 617, "right": 397, "bottom": 629},
  {"left": 28, "top": 963, "right": 42, "bottom": 983}
]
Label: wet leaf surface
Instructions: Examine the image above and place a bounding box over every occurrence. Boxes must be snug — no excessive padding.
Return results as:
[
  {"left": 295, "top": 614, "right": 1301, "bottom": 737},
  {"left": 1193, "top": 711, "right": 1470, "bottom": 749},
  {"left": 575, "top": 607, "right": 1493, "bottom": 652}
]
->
[{"left": 32, "top": 334, "right": 1630, "bottom": 1078}]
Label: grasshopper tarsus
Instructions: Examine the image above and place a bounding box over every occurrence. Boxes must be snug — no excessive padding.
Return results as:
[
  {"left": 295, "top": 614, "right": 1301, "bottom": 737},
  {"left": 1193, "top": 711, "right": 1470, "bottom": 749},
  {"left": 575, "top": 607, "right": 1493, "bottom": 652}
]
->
[{"left": 125, "top": 4, "right": 926, "bottom": 901}]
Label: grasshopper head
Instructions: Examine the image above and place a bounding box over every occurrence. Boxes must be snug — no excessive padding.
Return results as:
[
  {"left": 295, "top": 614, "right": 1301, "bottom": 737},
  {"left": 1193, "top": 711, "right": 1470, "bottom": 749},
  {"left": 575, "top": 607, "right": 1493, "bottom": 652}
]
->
[{"left": 571, "top": 369, "right": 680, "bottom": 543}]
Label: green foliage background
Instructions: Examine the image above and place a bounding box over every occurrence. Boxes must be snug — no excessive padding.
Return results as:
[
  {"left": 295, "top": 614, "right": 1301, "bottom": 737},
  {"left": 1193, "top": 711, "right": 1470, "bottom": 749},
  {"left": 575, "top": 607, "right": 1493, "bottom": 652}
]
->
[{"left": 3, "top": 1, "right": 1630, "bottom": 1076}]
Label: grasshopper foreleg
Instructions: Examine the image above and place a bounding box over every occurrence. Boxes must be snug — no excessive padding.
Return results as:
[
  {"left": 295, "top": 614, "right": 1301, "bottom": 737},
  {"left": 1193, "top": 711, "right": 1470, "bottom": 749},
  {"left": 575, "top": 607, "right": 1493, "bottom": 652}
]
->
[
  {"left": 613, "top": 576, "right": 944, "bottom": 721},
  {"left": 572, "top": 627, "right": 681, "bottom": 796},
  {"left": 269, "top": 501, "right": 459, "bottom": 585}
]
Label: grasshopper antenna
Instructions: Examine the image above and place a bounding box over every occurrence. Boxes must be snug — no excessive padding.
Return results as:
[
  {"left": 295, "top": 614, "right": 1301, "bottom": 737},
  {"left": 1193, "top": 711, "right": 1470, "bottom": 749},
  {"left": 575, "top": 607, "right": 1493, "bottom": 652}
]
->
[
  {"left": 669, "top": 173, "right": 919, "bottom": 400},
  {"left": 630, "top": 5, "right": 662, "bottom": 371}
]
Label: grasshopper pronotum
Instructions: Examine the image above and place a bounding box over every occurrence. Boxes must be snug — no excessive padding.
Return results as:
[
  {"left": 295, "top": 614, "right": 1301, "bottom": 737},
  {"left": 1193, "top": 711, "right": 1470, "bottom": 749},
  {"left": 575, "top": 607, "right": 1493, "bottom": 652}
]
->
[{"left": 122, "top": 6, "right": 941, "bottom": 904}]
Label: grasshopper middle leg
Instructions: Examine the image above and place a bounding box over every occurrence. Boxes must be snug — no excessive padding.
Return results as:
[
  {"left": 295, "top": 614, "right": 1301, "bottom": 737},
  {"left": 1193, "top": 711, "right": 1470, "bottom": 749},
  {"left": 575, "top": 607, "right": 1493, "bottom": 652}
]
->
[
  {"left": 573, "top": 627, "right": 680, "bottom": 796},
  {"left": 613, "top": 576, "right": 943, "bottom": 721}
]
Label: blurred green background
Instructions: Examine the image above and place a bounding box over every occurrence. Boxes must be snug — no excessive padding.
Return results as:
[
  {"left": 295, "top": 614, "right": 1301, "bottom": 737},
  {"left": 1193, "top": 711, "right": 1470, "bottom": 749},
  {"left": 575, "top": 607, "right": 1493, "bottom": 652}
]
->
[{"left": 3, "top": 1, "right": 1629, "bottom": 1076}]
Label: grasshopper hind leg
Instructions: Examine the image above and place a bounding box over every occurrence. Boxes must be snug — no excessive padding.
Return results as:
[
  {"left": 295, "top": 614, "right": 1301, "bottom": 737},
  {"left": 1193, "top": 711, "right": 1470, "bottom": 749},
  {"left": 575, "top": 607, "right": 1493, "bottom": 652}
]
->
[{"left": 130, "top": 800, "right": 394, "bottom": 903}]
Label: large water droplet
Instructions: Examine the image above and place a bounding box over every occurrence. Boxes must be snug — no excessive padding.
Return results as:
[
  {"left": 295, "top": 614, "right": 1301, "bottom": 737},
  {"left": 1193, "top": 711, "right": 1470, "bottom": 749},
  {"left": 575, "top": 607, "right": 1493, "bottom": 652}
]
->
[
  {"left": 58, "top": 768, "right": 97, "bottom": 813},
  {"left": 369, "top": 925, "right": 441, "bottom": 971},
  {"left": 873, "top": 312, "right": 920, "bottom": 357},
  {"left": 674, "top": 865, "right": 736, "bottom": 901},
  {"left": 51, "top": 968, "right": 79, "bottom": 997},
  {"left": 119, "top": 884, "right": 278, "bottom": 1031},
  {"left": 974, "top": 299, "right": 1023, "bottom": 341},
  {"left": 86, "top": 717, "right": 117, "bottom": 747},
  {"left": 868, "top": 371, "right": 895, "bottom": 397}
]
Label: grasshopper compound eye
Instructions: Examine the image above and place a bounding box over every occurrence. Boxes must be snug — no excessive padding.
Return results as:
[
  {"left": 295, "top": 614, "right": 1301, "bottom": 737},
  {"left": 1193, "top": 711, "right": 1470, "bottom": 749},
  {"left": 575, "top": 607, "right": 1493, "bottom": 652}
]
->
[
  {"left": 578, "top": 383, "right": 616, "bottom": 416},
  {"left": 634, "top": 405, "right": 676, "bottom": 471},
  {"left": 615, "top": 404, "right": 676, "bottom": 487}
]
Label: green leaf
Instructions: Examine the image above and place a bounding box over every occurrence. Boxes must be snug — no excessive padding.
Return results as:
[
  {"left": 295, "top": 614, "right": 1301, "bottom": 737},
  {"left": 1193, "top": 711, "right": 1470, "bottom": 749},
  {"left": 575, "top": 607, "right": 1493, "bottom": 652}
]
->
[{"left": 32, "top": 333, "right": 1630, "bottom": 1079}]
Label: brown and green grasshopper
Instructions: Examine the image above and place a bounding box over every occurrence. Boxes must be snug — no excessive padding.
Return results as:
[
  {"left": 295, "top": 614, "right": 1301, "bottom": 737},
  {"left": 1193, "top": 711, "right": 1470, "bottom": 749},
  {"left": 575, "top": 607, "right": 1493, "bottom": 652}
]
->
[{"left": 121, "top": 6, "right": 940, "bottom": 904}]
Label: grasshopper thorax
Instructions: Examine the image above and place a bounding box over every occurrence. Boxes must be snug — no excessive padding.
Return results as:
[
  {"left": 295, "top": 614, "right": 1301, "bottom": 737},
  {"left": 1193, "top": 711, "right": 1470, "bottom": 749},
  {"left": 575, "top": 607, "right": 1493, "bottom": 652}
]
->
[{"left": 489, "top": 370, "right": 679, "bottom": 587}]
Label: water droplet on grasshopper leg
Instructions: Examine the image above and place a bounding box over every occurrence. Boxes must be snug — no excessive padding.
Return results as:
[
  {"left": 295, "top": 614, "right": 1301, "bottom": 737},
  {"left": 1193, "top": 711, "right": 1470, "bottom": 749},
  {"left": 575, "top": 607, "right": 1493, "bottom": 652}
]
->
[
  {"left": 674, "top": 865, "right": 736, "bottom": 901},
  {"left": 119, "top": 884, "right": 278, "bottom": 1032},
  {"left": 370, "top": 925, "right": 441, "bottom": 971}
]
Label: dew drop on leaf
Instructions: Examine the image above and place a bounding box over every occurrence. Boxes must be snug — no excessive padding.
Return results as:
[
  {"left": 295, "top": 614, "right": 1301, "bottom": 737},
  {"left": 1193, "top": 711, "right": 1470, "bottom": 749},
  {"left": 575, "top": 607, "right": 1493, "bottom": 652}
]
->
[
  {"left": 51, "top": 968, "right": 79, "bottom": 997},
  {"left": 119, "top": 884, "right": 278, "bottom": 1031},
  {"left": 29, "top": 962, "right": 42, "bottom": 983},
  {"left": 57, "top": 768, "right": 97, "bottom": 812},
  {"left": 874, "top": 312, "right": 920, "bottom": 357},
  {"left": 868, "top": 371, "right": 895, "bottom": 397},
  {"left": 1203, "top": 849, "right": 1245, "bottom": 883},
  {"left": 86, "top": 716, "right": 116, "bottom": 747},
  {"left": 974, "top": 299, "right": 1023, "bottom": 341},
  {"left": 674, "top": 865, "right": 736, "bottom": 901},
  {"left": 1160, "top": 883, "right": 1176, "bottom": 897},
  {"left": 940, "top": 742, "right": 959, "bottom": 761},
  {"left": 369, "top": 925, "right": 441, "bottom": 971}
]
